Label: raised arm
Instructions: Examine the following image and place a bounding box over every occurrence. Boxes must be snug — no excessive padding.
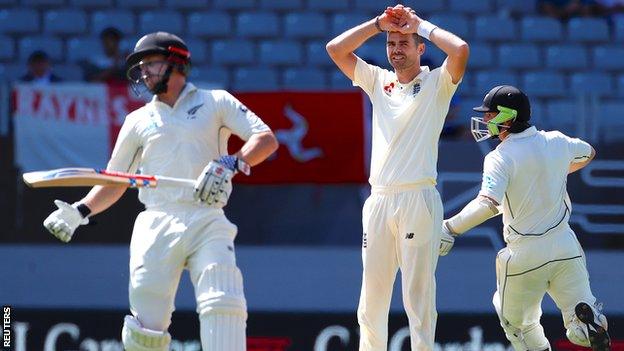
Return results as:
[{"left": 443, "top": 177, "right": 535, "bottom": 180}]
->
[
  {"left": 389, "top": 5, "right": 469, "bottom": 84},
  {"left": 326, "top": 9, "right": 398, "bottom": 80}
]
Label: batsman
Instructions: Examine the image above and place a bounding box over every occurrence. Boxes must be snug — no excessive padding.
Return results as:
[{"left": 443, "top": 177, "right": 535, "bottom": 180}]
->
[{"left": 42, "top": 32, "right": 278, "bottom": 350}]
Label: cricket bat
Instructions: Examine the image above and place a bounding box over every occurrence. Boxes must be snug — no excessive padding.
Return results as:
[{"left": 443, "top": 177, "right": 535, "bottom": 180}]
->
[{"left": 22, "top": 168, "right": 196, "bottom": 189}]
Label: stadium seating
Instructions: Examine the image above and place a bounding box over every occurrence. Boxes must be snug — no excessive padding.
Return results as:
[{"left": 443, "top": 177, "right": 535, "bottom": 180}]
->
[
  {"left": 449, "top": 0, "right": 493, "bottom": 14},
  {"left": 545, "top": 44, "right": 588, "bottom": 71},
  {"left": 259, "top": 41, "right": 303, "bottom": 66},
  {"left": 307, "top": 0, "right": 349, "bottom": 11},
  {"left": 91, "top": 10, "right": 135, "bottom": 35},
  {"left": 567, "top": 17, "right": 610, "bottom": 43},
  {"left": 618, "top": 75, "right": 624, "bottom": 97},
  {"left": 187, "top": 12, "right": 231, "bottom": 38},
  {"left": 283, "top": 68, "right": 327, "bottom": 90},
  {"left": 0, "top": 35, "right": 15, "bottom": 61},
  {"left": 521, "top": 16, "right": 563, "bottom": 42},
  {"left": 330, "top": 69, "right": 355, "bottom": 90},
  {"left": 0, "top": 63, "right": 26, "bottom": 81},
  {"left": 70, "top": 0, "right": 113, "bottom": 7},
  {"left": 522, "top": 71, "right": 566, "bottom": 98},
  {"left": 139, "top": 11, "right": 184, "bottom": 35},
  {"left": 306, "top": 41, "right": 334, "bottom": 67},
  {"left": 44, "top": 10, "right": 88, "bottom": 35},
  {"left": 498, "top": 44, "right": 540, "bottom": 69},
  {"left": 213, "top": 0, "right": 255, "bottom": 10},
  {"left": 19, "top": 36, "right": 64, "bottom": 61},
  {"left": 66, "top": 37, "right": 103, "bottom": 63},
  {"left": 0, "top": 9, "right": 40, "bottom": 34},
  {"left": 189, "top": 65, "right": 229, "bottom": 88},
  {"left": 569, "top": 72, "right": 614, "bottom": 97},
  {"left": 475, "top": 71, "right": 520, "bottom": 95},
  {"left": 163, "top": 0, "right": 207, "bottom": 9},
  {"left": 466, "top": 43, "right": 494, "bottom": 69},
  {"left": 545, "top": 99, "right": 578, "bottom": 134},
  {"left": 474, "top": 15, "right": 517, "bottom": 41},
  {"left": 331, "top": 13, "right": 369, "bottom": 37},
  {"left": 496, "top": 0, "right": 537, "bottom": 14},
  {"left": 234, "top": 67, "right": 279, "bottom": 91},
  {"left": 429, "top": 14, "right": 470, "bottom": 39},
  {"left": 53, "top": 63, "right": 85, "bottom": 81},
  {"left": 593, "top": 46, "right": 624, "bottom": 71},
  {"left": 22, "top": 0, "right": 64, "bottom": 6},
  {"left": 117, "top": 0, "right": 160, "bottom": 9},
  {"left": 237, "top": 12, "right": 280, "bottom": 38},
  {"left": 184, "top": 38, "right": 208, "bottom": 64},
  {"left": 211, "top": 40, "right": 255, "bottom": 66},
  {"left": 599, "top": 102, "right": 624, "bottom": 142},
  {"left": 615, "top": 16, "right": 624, "bottom": 42},
  {"left": 285, "top": 13, "right": 327, "bottom": 38}
]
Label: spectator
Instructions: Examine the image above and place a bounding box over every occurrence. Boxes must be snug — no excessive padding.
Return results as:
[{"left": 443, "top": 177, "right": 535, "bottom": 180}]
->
[
  {"left": 538, "top": 0, "right": 600, "bottom": 20},
  {"left": 441, "top": 96, "right": 471, "bottom": 140},
  {"left": 84, "top": 27, "right": 127, "bottom": 83},
  {"left": 20, "top": 50, "right": 62, "bottom": 84}
]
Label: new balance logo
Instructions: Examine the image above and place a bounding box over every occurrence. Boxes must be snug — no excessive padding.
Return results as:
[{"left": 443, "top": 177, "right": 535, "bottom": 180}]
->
[
  {"left": 405, "top": 233, "right": 414, "bottom": 239},
  {"left": 187, "top": 103, "right": 204, "bottom": 119}
]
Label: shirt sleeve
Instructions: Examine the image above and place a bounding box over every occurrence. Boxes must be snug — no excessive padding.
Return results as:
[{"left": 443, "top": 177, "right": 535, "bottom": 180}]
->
[
  {"left": 436, "top": 58, "right": 461, "bottom": 100},
  {"left": 565, "top": 135, "right": 592, "bottom": 164},
  {"left": 219, "top": 91, "right": 271, "bottom": 141},
  {"left": 478, "top": 152, "right": 509, "bottom": 205},
  {"left": 352, "top": 56, "right": 379, "bottom": 97},
  {"left": 107, "top": 114, "right": 142, "bottom": 172}
]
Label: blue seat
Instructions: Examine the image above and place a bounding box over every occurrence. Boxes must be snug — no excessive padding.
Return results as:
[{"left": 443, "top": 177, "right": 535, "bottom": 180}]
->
[
  {"left": 618, "top": 74, "right": 624, "bottom": 97},
  {"left": 163, "top": 0, "right": 206, "bottom": 9},
  {"left": 529, "top": 100, "right": 545, "bottom": 125},
  {"left": 139, "top": 11, "right": 184, "bottom": 35},
  {"left": 259, "top": 41, "right": 303, "bottom": 65},
  {"left": 330, "top": 69, "right": 356, "bottom": 90},
  {"left": 354, "top": 0, "right": 400, "bottom": 11},
  {"left": 19, "top": 36, "right": 63, "bottom": 61},
  {"left": 70, "top": 0, "right": 112, "bottom": 8},
  {"left": 237, "top": 12, "right": 279, "bottom": 38},
  {"left": 22, "top": 0, "right": 64, "bottom": 5},
  {"left": 233, "top": 67, "right": 278, "bottom": 91},
  {"left": 187, "top": 12, "right": 231, "bottom": 37},
  {"left": 522, "top": 71, "right": 566, "bottom": 98},
  {"left": 308, "top": 0, "right": 349, "bottom": 10},
  {"left": 184, "top": 39, "right": 208, "bottom": 65},
  {"left": 599, "top": 102, "right": 624, "bottom": 142},
  {"left": 356, "top": 39, "right": 389, "bottom": 68},
  {"left": 593, "top": 46, "right": 624, "bottom": 70},
  {"left": 67, "top": 37, "right": 103, "bottom": 63},
  {"left": 211, "top": 40, "right": 254, "bottom": 65},
  {"left": 615, "top": 16, "right": 624, "bottom": 41},
  {"left": 283, "top": 68, "right": 327, "bottom": 90},
  {"left": 521, "top": 16, "right": 563, "bottom": 41},
  {"left": 331, "top": 13, "right": 369, "bottom": 37},
  {"left": 567, "top": 17, "right": 610, "bottom": 43},
  {"left": 117, "top": 0, "right": 159, "bottom": 9},
  {"left": 449, "top": 0, "right": 492, "bottom": 13},
  {"left": 422, "top": 46, "right": 446, "bottom": 67},
  {"left": 467, "top": 42, "right": 494, "bottom": 69},
  {"left": 0, "top": 35, "right": 15, "bottom": 60},
  {"left": 474, "top": 71, "right": 519, "bottom": 96},
  {"left": 44, "top": 10, "right": 87, "bottom": 34},
  {"left": 213, "top": 0, "right": 255, "bottom": 10},
  {"left": 545, "top": 99, "right": 577, "bottom": 133},
  {"left": 260, "top": 0, "right": 304, "bottom": 10},
  {"left": 189, "top": 65, "right": 229, "bottom": 89},
  {"left": 496, "top": 0, "right": 537, "bottom": 14},
  {"left": 498, "top": 44, "right": 540, "bottom": 69},
  {"left": 92, "top": 11, "right": 134, "bottom": 35},
  {"left": 569, "top": 73, "right": 613, "bottom": 97},
  {"left": 458, "top": 97, "right": 487, "bottom": 123},
  {"left": 474, "top": 15, "right": 517, "bottom": 41},
  {"left": 306, "top": 41, "right": 334, "bottom": 67},
  {"left": 285, "top": 13, "right": 327, "bottom": 38},
  {"left": 53, "top": 64, "right": 84, "bottom": 81},
  {"left": 429, "top": 14, "right": 470, "bottom": 38},
  {"left": 545, "top": 44, "right": 588, "bottom": 70},
  {"left": 0, "top": 9, "right": 39, "bottom": 34},
  {"left": 0, "top": 63, "right": 26, "bottom": 82}
]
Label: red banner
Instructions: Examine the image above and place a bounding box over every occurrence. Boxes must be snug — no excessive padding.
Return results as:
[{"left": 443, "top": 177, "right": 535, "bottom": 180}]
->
[{"left": 232, "top": 92, "right": 367, "bottom": 183}]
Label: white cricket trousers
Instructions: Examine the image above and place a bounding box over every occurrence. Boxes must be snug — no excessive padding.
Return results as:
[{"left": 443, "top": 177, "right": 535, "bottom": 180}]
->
[
  {"left": 128, "top": 203, "right": 247, "bottom": 350},
  {"left": 358, "top": 183, "right": 443, "bottom": 351},
  {"left": 494, "top": 225, "right": 596, "bottom": 347}
]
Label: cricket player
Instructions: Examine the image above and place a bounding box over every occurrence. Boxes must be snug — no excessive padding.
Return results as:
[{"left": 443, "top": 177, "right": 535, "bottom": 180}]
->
[
  {"left": 43, "top": 32, "right": 278, "bottom": 351},
  {"left": 439, "top": 85, "right": 611, "bottom": 351},
  {"left": 327, "top": 4, "right": 469, "bottom": 350}
]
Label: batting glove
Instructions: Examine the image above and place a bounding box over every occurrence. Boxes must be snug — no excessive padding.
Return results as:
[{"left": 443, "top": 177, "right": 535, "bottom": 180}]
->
[
  {"left": 43, "top": 200, "right": 89, "bottom": 243},
  {"left": 439, "top": 220, "right": 456, "bottom": 256}
]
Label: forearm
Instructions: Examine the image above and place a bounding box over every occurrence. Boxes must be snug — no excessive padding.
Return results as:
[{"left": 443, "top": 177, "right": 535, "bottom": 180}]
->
[
  {"left": 235, "top": 131, "right": 279, "bottom": 166},
  {"left": 569, "top": 146, "right": 595, "bottom": 174},
  {"left": 446, "top": 195, "right": 499, "bottom": 235},
  {"left": 80, "top": 185, "right": 127, "bottom": 216},
  {"left": 326, "top": 18, "right": 380, "bottom": 59},
  {"left": 429, "top": 27, "right": 469, "bottom": 60}
]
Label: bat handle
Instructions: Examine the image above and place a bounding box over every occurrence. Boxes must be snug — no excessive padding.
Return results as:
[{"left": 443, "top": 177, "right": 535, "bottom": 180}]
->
[{"left": 155, "top": 176, "right": 196, "bottom": 188}]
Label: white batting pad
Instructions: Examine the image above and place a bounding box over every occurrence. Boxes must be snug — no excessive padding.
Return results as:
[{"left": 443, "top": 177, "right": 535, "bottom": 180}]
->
[{"left": 122, "top": 315, "right": 171, "bottom": 351}]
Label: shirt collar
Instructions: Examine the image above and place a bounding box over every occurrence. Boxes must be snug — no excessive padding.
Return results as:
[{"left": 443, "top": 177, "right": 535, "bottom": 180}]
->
[
  {"left": 505, "top": 126, "right": 537, "bottom": 141},
  {"left": 397, "top": 66, "right": 430, "bottom": 88},
  {"left": 151, "top": 82, "right": 197, "bottom": 108}
]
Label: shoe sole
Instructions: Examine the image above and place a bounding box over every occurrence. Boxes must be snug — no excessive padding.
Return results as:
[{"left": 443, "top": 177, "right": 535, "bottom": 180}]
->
[{"left": 575, "top": 302, "right": 611, "bottom": 351}]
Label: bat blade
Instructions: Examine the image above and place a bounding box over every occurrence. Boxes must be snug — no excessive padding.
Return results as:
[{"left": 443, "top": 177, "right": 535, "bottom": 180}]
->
[{"left": 22, "top": 168, "right": 195, "bottom": 189}]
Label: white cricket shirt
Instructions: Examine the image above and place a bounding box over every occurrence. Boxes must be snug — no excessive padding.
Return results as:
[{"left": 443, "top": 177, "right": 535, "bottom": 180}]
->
[
  {"left": 353, "top": 56, "right": 459, "bottom": 187},
  {"left": 107, "top": 83, "right": 270, "bottom": 208},
  {"left": 478, "top": 126, "right": 593, "bottom": 244}
]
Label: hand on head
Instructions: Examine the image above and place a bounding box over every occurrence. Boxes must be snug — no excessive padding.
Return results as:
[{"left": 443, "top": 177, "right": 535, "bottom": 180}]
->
[{"left": 379, "top": 4, "right": 422, "bottom": 34}]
